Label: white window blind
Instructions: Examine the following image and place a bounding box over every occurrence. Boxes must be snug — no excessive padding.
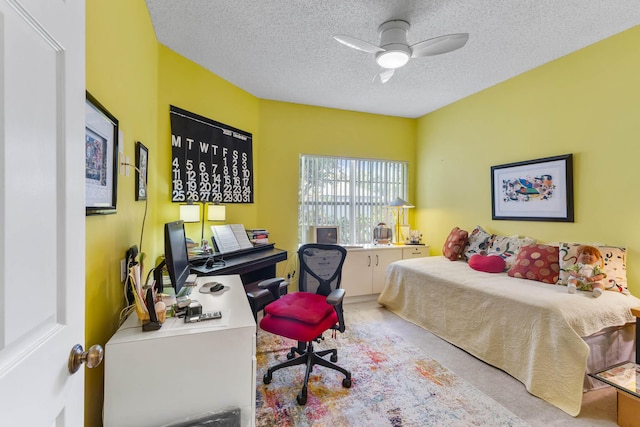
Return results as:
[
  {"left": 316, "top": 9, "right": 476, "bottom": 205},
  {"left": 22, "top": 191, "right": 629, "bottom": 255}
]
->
[{"left": 299, "top": 155, "right": 408, "bottom": 245}]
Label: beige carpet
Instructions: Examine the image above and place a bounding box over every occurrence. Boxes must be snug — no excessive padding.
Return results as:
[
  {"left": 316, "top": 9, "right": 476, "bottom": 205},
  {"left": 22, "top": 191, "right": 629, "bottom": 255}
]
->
[{"left": 343, "top": 298, "right": 618, "bottom": 427}]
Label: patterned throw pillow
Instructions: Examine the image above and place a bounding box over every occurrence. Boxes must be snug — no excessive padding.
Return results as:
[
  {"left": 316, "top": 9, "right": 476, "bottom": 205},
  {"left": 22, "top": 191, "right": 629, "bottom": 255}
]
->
[
  {"left": 487, "top": 235, "right": 536, "bottom": 271},
  {"left": 557, "top": 243, "right": 627, "bottom": 290},
  {"left": 464, "top": 226, "right": 495, "bottom": 261},
  {"left": 468, "top": 254, "right": 506, "bottom": 273},
  {"left": 508, "top": 244, "right": 560, "bottom": 284},
  {"left": 442, "top": 227, "right": 469, "bottom": 261}
]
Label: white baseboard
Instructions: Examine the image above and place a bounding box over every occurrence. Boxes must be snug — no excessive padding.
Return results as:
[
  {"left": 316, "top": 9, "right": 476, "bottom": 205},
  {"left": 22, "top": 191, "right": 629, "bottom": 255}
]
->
[{"left": 344, "top": 294, "right": 380, "bottom": 304}]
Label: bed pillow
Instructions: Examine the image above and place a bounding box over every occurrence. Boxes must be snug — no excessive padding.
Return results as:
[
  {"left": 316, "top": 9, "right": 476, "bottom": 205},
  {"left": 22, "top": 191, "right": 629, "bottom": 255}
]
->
[
  {"left": 464, "top": 226, "right": 495, "bottom": 261},
  {"left": 487, "top": 235, "right": 536, "bottom": 271},
  {"left": 508, "top": 244, "right": 560, "bottom": 284},
  {"left": 442, "top": 227, "right": 469, "bottom": 261},
  {"left": 468, "top": 254, "right": 506, "bottom": 273},
  {"left": 558, "top": 243, "right": 627, "bottom": 290}
]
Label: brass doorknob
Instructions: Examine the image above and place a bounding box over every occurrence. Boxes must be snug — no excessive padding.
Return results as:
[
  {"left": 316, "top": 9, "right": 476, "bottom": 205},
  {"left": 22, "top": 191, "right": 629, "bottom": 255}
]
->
[{"left": 68, "top": 344, "right": 104, "bottom": 374}]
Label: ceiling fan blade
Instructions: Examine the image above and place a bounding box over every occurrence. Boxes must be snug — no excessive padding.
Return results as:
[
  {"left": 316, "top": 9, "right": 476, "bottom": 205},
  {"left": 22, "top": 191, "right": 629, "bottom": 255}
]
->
[
  {"left": 334, "top": 35, "right": 383, "bottom": 54},
  {"left": 410, "top": 33, "right": 469, "bottom": 58},
  {"left": 372, "top": 68, "right": 395, "bottom": 84}
]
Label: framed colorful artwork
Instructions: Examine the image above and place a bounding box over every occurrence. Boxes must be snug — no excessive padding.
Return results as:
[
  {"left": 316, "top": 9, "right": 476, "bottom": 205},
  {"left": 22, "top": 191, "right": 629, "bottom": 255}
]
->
[
  {"left": 85, "top": 91, "right": 118, "bottom": 215},
  {"left": 491, "top": 154, "right": 573, "bottom": 222}
]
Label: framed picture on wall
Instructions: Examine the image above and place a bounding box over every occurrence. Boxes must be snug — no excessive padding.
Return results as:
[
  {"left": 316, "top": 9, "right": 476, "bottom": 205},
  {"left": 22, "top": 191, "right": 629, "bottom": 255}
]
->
[
  {"left": 135, "top": 141, "right": 148, "bottom": 201},
  {"left": 491, "top": 154, "right": 574, "bottom": 222},
  {"left": 85, "top": 92, "right": 118, "bottom": 215}
]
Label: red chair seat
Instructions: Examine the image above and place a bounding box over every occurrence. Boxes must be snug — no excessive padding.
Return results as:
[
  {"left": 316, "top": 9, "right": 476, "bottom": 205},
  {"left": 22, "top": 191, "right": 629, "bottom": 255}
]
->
[{"left": 260, "top": 293, "right": 338, "bottom": 342}]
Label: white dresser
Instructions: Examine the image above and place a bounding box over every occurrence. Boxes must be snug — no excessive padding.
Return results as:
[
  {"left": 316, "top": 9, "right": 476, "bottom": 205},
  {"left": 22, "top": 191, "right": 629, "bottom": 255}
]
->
[
  {"left": 341, "top": 244, "right": 429, "bottom": 296},
  {"left": 104, "top": 274, "right": 256, "bottom": 427}
]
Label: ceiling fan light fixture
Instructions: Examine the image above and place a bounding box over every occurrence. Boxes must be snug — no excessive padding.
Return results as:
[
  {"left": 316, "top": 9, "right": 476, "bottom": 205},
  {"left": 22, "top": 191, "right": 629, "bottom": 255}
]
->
[{"left": 376, "top": 49, "right": 410, "bottom": 69}]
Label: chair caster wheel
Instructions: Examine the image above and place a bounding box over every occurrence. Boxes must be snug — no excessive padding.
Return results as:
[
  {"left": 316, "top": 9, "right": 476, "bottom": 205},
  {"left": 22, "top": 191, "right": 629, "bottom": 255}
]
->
[
  {"left": 342, "top": 377, "right": 352, "bottom": 388},
  {"left": 330, "top": 354, "right": 338, "bottom": 362},
  {"left": 287, "top": 351, "right": 295, "bottom": 360},
  {"left": 296, "top": 392, "right": 307, "bottom": 405},
  {"left": 263, "top": 373, "right": 272, "bottom": 384}
]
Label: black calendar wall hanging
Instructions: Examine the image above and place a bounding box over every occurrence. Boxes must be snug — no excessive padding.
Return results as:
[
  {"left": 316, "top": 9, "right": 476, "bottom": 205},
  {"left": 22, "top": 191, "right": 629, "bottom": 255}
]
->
[{"left": 170, "top": 105, "right": 253, "bottom": 203}]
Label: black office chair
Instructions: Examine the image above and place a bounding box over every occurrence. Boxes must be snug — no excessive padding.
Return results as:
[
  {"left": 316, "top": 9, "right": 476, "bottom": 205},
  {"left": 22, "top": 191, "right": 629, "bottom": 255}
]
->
[
  {"left": 258, "top": 243, "right": 351, "bottom": 405},
  {"left": 245, "top": 278, "right": 288, "bottom": 322}
]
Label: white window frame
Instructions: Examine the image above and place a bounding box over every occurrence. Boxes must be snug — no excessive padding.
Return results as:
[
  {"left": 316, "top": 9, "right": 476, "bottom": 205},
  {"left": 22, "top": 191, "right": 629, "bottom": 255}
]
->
[{"left": 299, "top": 154, "right": 409, "bottom": 245}]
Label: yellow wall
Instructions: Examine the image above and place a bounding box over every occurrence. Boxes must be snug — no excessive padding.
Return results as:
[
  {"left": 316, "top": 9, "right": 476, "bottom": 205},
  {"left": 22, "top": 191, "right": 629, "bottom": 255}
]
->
[
  {"left": 85, "top": 1, "right": 158, "bottom": 425},
  {"left": 257, "top": 101, "right": 416, "bottom": 276},
  {"left": 85, "top": 2, "right": 415, "bottom": 425},
  {"left": 416, "top": 25, "right": 640, "bottom": 295},
  {"left": 155, "top": 45, "right": 261, "bottom": 248},
  {"left": 86, "top": 2, "right": 639, "bottom": 424}
]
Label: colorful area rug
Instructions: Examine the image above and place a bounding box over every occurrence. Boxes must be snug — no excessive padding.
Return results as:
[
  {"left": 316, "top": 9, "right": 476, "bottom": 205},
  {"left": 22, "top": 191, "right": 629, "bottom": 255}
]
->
[{"left": 256, "top": 310, "right": 529, "bottom": 426}]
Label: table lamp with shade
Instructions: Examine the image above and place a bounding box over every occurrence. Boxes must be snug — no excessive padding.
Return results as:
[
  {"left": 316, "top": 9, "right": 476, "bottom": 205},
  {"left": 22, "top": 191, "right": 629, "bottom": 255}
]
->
[
  {"left": 205, "top": 203, "right": 226, "bottom": 253},
  {"left": 179, "top": 201, "right": 226, "bottom": 253},
  {"left": 387, "top": 197, "right": 414, "bottom": 245}
]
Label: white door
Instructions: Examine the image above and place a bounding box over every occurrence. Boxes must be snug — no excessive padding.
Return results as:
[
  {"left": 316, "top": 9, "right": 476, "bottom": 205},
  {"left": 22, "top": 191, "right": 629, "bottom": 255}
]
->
[{"left": 0, "top": 0, "right": 86, "bottom": 425}]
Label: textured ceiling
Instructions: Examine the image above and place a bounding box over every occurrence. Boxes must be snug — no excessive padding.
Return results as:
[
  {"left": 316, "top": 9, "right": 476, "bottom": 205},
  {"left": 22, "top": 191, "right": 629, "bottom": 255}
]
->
[{"left": 145, "top": 0, "right": 640, "bottom": 118}]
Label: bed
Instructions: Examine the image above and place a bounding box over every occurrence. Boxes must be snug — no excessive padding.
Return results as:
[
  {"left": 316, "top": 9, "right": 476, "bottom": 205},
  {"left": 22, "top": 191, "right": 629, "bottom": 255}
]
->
[{"left": 377, "top": 256, "right": 640, "bottom": 416}]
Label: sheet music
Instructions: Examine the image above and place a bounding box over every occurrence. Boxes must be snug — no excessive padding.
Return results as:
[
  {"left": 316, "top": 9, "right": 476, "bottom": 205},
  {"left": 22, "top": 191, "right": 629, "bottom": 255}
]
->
[
  {"left": 211, "top": 224, "right": 253, "bottom": 253},
  {"left": 230, "top": 224, "right": 253, "bottom": 249}
]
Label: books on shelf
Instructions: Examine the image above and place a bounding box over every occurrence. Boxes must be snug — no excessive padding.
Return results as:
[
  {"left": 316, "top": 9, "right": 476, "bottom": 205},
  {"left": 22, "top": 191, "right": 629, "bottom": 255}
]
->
[
  {"left": 210, "top": 224, "right": 254, "bottom": 253},
  {"left": 246, "top": 228, "right": 269, "bottom": 244}
]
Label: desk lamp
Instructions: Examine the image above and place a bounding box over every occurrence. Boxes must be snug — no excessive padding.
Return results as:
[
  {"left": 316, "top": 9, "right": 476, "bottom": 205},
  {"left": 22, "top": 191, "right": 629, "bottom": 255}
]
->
[
  {"left": 179, "top": 200, "right": 201, "bottom": 243},
  {"left": 387, "top": 197, "right": 414, "bottom": 245},
  {"left": 206, "top": 203, "right": 226, "bottom": 252},
  {"left": 207, "top": 203, "right": 226, "bottom": 223},
  {"left": 179, "top": 201, "right": 226, "bottom": 252}
]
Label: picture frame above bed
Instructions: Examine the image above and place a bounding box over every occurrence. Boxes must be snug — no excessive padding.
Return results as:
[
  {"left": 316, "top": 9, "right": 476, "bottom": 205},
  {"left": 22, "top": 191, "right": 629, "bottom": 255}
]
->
[{"left": 491, "top": 154, "right": 574, "bottom": 222}]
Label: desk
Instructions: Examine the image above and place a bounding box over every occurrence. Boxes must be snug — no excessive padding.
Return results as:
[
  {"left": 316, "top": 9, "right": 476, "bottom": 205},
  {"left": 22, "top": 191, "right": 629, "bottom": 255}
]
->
[
  {"left": 191, "top": 245, "right": 287, "bottom": 286},
  {"left": 104, "top": 275, "right": 256, "bottom": 427}
]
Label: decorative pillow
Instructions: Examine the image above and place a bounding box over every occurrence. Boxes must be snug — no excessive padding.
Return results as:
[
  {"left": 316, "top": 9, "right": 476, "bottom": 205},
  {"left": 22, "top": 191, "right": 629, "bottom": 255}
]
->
[
  {"left": 442, "top": 227, "right": 469, "bottom": 261},
  {"left": 468, "top": 254, "right": 506, "bottom": 273},
  {"left": 487, "top": 235, "right": 536, "bottom": 271},
  {"left": 557, "top": 243, "right": 627, "bottom": 290},
  {"left": 464, "top": 226, "right": 495, "bottom": 261},
  {"left": 508, "top": 244, "right": 560, "bottom": 284}
]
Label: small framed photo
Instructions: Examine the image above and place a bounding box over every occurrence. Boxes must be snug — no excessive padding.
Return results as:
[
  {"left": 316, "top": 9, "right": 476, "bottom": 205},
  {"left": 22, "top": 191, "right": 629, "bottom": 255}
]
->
[
  {"left": 85, "top": 92, "right": 118, "bottom": 215},
  {"left": 491, "top": 154, "right": 574, "bottom": 222},
  {"left": 135, "top": 141, "right": 148, "bottom": 201}
]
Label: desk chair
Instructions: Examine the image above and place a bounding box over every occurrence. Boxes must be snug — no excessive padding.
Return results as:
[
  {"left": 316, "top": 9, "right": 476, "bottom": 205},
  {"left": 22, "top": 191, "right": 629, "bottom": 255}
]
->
[
  {"left": 259, "top": 243, "right": 351, "bottom": 405},
  {"left": 245, "top": 278, "right": 288, "bottom": 322}
]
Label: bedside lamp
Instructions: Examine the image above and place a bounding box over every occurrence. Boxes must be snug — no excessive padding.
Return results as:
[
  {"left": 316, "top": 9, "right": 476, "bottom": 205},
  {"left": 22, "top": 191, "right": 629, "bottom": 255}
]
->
[{"left": 387, "top": 197, "right": 414, "bottom": 245}]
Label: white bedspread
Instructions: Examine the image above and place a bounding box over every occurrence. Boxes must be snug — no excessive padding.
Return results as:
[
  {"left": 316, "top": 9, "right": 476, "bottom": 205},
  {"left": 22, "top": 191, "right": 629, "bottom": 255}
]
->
[{"left": 377, "top": 256, "right": 640, "bottom": 416}]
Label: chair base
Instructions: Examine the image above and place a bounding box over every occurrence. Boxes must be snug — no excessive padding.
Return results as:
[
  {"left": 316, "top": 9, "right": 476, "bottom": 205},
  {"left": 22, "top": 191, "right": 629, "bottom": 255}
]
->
[{"left": 263, "top": 340, "right": 352, "bottom": 405}]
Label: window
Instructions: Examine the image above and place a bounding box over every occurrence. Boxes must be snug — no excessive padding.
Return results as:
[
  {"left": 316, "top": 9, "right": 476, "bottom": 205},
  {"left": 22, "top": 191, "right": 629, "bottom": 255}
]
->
[{"left": 299, "top": 155, "right": 408, "bottom": 245}]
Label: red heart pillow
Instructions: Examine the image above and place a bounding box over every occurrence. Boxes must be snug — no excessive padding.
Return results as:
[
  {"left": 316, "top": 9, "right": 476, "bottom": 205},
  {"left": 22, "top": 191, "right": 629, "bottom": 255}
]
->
[{"left": 468, "top": 254, "right": 506, "bottom": 273}]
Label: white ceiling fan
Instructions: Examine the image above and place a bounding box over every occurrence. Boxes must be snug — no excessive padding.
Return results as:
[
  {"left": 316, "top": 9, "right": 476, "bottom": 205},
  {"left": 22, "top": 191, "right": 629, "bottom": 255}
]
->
[{"left": 334, "top": 20, "right": 468, "bottom": 83}]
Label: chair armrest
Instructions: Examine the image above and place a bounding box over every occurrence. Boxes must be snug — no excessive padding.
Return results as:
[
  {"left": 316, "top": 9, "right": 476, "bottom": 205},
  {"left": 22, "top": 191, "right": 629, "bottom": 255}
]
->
[
  {"left": 326, "top": 288, "right": 345, "bottom": 306},
  {"left": 327, "top": 288, "right": 346, "bottom": 333},
  {"left": 257, "top": 277, "right": 287, "bottom": 300}
]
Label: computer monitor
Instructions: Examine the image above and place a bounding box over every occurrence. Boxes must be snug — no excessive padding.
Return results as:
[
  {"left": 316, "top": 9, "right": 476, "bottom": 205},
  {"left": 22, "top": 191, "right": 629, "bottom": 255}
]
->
[{"left": 155, "top": 220, "right": 191, "bottom": 294}]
